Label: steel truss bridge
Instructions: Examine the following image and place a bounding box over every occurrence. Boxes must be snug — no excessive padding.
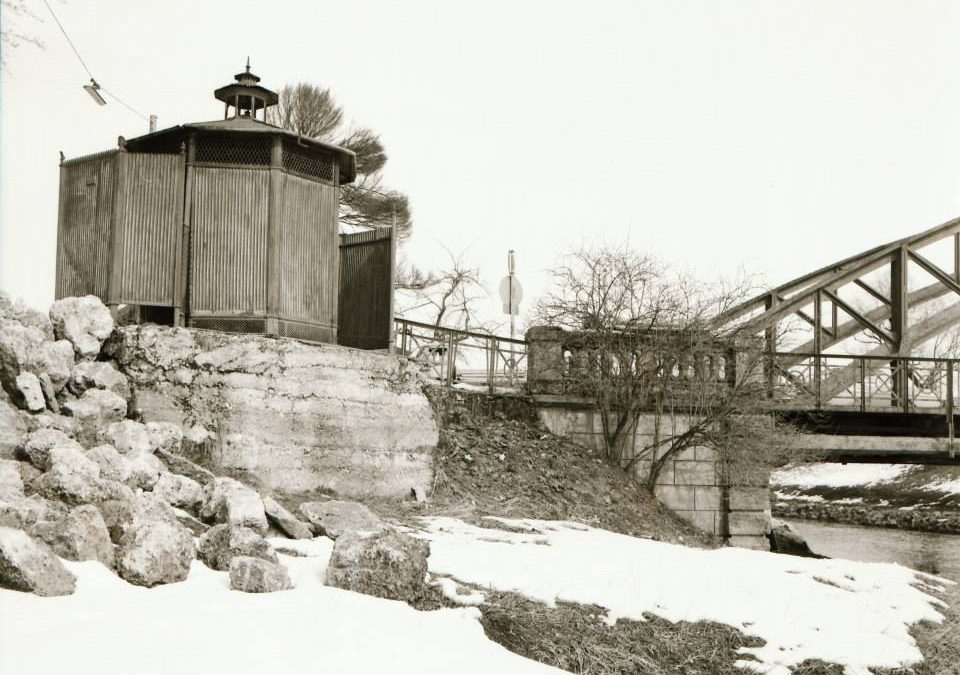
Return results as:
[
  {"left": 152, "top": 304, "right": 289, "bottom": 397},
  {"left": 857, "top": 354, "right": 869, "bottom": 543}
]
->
[
  {"left": 708, "top": 216, "right": 960, "bottom": 458},
  {"left": 394, "top": 217, "right": 960, "bottom": 461}
]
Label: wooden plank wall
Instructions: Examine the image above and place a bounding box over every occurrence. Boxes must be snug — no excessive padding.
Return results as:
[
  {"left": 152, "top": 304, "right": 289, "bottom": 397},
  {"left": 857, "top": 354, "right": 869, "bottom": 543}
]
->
[
  {"left": 338, "top": 228, "right": 393, "bottom": 349},
  {"left": 279, "top": 173, "right": 338, "bottom": 327},
  {"left": 113, "top": 153, "right": 185, "bottom": 306},
  {"left": 55, "top": 152, "right": 118, "bottom": 299},
  {"left": 190, "top": 167, "right": 270, "bottom": 314}
]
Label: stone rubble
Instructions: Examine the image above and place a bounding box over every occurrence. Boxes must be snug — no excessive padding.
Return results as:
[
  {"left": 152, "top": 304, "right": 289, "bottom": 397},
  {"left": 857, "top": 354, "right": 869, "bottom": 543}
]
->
[
  {"left": 197, "top": 524, "right": 277, "bottom": 571},
  {"left": 298, "top": 499, "right": 385, "bottom": 539},
  {"left": 0, "top": 526, "right": 76, "bottom": 596},
  {"left": 0, "top": 291, "right": 434, "bottom": 606},
  {"left": 229, "top": 555, "right": 292, "bottom": 593}
]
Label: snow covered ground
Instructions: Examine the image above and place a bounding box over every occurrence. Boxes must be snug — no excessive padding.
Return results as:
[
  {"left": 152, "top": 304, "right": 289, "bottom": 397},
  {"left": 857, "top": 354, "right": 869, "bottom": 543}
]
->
[
  {"left": 0, "top": 536, "right": 563, "bottom": 675},
  {"left": 1, "top": 521, "right": 952, "bottom": 675},
  {"left": 419, "top": 517, "right": 953, "bottom": 675},
  {"left": 772, "top": 463, "right": 916, "bottom": 488},
  {"left": 925, "top": 477, "right": 960, "bottom": 496}
]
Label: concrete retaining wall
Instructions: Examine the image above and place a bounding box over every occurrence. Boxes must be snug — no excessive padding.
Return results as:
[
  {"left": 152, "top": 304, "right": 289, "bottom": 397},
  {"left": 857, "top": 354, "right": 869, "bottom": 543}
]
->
[{"left": 107, "top": 325, "right": 438, "bottom": 499}]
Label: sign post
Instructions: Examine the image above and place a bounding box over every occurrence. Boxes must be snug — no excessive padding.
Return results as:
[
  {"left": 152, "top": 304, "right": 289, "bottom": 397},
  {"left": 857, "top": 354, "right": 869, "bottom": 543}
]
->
[
  {"left": 499, "top": 250, "right": 523, "bottom": 339},
  {"left": 498, "top": 251, "right": 523, "bottom": 385}
]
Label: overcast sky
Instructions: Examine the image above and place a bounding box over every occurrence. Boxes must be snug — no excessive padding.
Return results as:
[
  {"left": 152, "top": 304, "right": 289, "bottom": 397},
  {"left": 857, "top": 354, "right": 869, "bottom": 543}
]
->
[{"left": 3, "top": 0, "right": 960, "bottom": 332}]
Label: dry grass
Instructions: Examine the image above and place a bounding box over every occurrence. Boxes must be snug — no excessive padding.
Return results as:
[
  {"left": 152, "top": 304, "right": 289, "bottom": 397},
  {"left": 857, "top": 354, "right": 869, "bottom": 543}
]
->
[{"left": 479, "top": 591, "right": 764, "bottom": 675}]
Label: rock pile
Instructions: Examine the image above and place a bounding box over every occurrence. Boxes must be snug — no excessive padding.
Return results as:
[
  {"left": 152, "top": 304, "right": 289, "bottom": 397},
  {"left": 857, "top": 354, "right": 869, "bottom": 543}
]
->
[{"left": 0, "top": 291, "right": 431, "bottom": 604}]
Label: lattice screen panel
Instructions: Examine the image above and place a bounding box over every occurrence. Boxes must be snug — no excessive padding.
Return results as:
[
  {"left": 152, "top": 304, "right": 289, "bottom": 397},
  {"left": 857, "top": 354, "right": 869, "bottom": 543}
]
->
[
  {"left": 195, "top": 136, "right": 272, "bottom": 166},
  {"left": 282, "top": 142, "right": 335, "bottom": 182}
]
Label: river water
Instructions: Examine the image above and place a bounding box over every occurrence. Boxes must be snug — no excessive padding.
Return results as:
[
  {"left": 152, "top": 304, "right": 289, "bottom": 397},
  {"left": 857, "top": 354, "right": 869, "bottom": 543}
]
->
[{"left": 786, "top": 519, "right": 960, "bottom": 603}]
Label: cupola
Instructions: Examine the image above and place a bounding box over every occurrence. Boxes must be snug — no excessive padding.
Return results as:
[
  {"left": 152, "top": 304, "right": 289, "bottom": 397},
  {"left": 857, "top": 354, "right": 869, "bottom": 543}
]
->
[{"left": 213, "top": 58, "right": 279, "bottom": 121}]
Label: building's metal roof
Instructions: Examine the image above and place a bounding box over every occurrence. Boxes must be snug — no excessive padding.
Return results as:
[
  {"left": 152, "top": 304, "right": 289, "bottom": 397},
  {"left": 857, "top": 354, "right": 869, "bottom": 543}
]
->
[{"left": 123, "top": 116, "right": 357, "bottom": 183}]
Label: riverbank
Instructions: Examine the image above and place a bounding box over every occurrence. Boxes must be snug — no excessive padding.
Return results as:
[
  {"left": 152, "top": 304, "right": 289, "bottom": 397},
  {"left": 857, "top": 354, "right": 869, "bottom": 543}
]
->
[
  {"left": 771, "top": 463, "right": 960, "bottom": 534},
  {"left": 786, "top": 519, "right": 960, "bottom": 675}
]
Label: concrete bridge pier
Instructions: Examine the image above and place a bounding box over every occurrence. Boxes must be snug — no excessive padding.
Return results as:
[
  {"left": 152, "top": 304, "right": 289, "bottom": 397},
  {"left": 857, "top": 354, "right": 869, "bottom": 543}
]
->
[{"left": 532, "top": 398, "right": 772, "bottom": 550}]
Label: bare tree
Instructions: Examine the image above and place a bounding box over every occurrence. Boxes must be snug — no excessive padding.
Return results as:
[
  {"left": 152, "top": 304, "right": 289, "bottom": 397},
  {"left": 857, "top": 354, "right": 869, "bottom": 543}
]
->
[
  {"left": 401, "top": 249, "right": 487, "bottom": 332},
  {"left": 534, "top": 242, "right": 807, "bottom": 489},
  {"left": 2, "top": 0, "right": 44, "bottom": 60},
  {"left": 267, "top": 83, "right": 413, "bottom": 239}
]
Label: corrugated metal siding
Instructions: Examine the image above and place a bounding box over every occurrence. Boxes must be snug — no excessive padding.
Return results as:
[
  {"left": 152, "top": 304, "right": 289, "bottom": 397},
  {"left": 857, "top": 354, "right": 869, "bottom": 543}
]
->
[
  {"left": 55, "top": 152, "right": 117, "bottom": 299},
  {"left": 114, "top": 153, "right": 184, "bottom": 306},
  {"left": 190, "top": 167, "right": 269, "bottom": 313},
  {"left": 278, "top": 173, "right": 338, "bottom": 326},
  {"left": 338, "top": 229, "right": 392, "bottom": 349}
]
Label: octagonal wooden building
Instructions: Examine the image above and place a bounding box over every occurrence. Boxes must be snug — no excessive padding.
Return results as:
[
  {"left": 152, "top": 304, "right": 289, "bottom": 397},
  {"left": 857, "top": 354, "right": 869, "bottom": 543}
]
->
[{"left": 53, "top": 63, "right": 387, "bottom": 346}]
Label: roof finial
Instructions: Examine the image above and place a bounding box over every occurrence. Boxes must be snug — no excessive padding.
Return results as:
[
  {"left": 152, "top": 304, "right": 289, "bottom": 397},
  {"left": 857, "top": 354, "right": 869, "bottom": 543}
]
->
[{"left": 245, "top": 56, "right": 251, "bottom": 73}]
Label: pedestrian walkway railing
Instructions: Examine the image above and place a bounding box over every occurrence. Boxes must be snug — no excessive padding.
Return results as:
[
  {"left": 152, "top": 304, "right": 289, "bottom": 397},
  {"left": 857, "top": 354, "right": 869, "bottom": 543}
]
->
[{"left": 394, "top": 318, "right": 527, "bottom": 393}]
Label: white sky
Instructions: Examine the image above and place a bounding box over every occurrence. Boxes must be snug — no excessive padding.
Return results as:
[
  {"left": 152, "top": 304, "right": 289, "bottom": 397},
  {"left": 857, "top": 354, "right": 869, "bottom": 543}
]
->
[{"left": 3, "top": 0, "right": 960, "bottom": 333}]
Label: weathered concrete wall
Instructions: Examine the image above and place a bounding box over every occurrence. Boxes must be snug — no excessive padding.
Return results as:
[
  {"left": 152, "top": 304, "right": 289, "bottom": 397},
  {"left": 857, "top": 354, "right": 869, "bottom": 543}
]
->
[
  {"left": 534, "top": 399, "right": 771, "bottom": 550},
  {"left": 106, "top": 326, "right": 438, "bottom": 499}
]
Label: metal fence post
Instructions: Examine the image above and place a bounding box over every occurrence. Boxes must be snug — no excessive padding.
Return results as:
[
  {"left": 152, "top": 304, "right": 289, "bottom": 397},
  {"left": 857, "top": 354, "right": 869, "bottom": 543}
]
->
[
  {"left": 901, "top": 358, "right": 911, "bottom": 414},
  {"left": 446, "top": 332, "right": 455, "bottom": 387},
  {"left": 859, "top": 356, "right": 867, "bottom": 413},
  {"left": 488, "top": 337, "right": 496, "bottom": 395},
  {"left": 948, "top": 361, "right": 955, "bottom": 458}
]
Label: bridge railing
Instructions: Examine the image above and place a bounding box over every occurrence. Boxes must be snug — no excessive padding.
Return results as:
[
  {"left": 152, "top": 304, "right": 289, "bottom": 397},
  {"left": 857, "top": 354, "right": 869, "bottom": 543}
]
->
[
  {"left": 394, "top": 318, "right": 527, "bottom": 393},
  {"left": 770, "top": 352, "right": 958, "bottom": 420}
]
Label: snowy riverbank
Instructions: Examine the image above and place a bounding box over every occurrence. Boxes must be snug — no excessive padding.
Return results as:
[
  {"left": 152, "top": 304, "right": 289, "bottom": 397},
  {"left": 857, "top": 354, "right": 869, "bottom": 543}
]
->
[
  {"left": 2, "top": 518, "right": 952, "bottom": 675},
  {"left": 771, "top": 463, "right": 960, "bottom": 534}
]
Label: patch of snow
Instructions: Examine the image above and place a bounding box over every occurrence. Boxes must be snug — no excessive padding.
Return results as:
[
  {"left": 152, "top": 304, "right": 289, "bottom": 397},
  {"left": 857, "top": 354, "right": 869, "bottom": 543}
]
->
[
  {"left": 419, "top": 517, "right": 952, "bottom": 675},
  {"left": 831, "top": 497, "right": 864, "bottom": 505},
  {"left": 432, "top": 576, "right": 486, "bottom": 606},
  {"left": 0, "top": 547, "right": 563, "bottom": 675},
  {"left": 774, "top": 492, "right": 825, "bottom": 503},
  {"left": 772, "top": 463, "right": 916, "bottom": 488},
  {"left": 922, "top": 478, "right": 960, "bottom": 496}
]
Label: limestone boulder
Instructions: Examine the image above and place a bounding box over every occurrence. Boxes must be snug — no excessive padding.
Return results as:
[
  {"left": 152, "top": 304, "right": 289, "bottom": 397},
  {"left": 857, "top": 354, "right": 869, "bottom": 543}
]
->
[
  {"left": 298, "top": 500, "right": 384, "bottom": 539},
  {"left": 173, "top": 508, "right": 209, "bottom": 536},
  {"left": 67, "top": 361, "right": 130, "bottom": 400},
  {"left": 24, "top": 411, "right": 81, "bottom": 439},
  {"left": 35, "top": 446, "right": 105, "bottom": 506},
  {"left": 18, "top": 461, "right": 42, "bottom": 492},
  {"left": 0, "top": 296, "right": 54, "bottom": 340},
  {"left": 263, "top": 496, "right": 313, "bottom": 540},
  {"left": 145, "top": 422, "right": 183, "bottom": 454},
  {"left": 0, "top": 459, "right": 25, "bottom": 500},
  {"left": 768, "top": 518, "right": 823, "bottom": 558},
  {"left": 0, "top": 396, "right": 28, "bottom": 459},
  {"left": 37, "top": 373, "right": 59, "bottom": 413},
  {"left": 98, "top": 491, "right": 178, "bottom": 544},
  {"left": 325, "top": 528, "right": 430, "bottom": 603},
  {"left": 153, "top": 473, "right": 203, "bottom": 510},
  {"left": 86, "top": 444, "right": 132, "bottom": 483},
  {"left": 197, "top": 523, "right": 277, "bottom": 571},
  {"left": 0, "top": 495, "right": 67, "bottom": 530},
  {"left": 0, "top": 320, "right": 45, "bottom": 395},
  {"left": 15, "top": 373, "right": 45, "bottom": 412},
  {"left": 21, "top": 428, "right": 83, "bottom": 471},
  {"left": 0, "top": 526, "right": 76, "bottom": 596},
  {"left": 229, "top": 556, "right": 292, "bottom": 593},
  {"left": 63, "top": 389, "right": 127, "bottom": 441},
  {"left": 30, "top": 504, "right": 113, "bottom": 566},
  {"left": 200, "top": 477, "right": 268, "bottom": 532},
  {"left": 115, "top": 519, "right": 195, "bottom": 587},
  {"left": 124, "top": 452, "right": 166, "bottom": 491},
  {"left": 154, "top": 448, "right": 214, "bottom": 485},
  {"left": 49, "top": 295, "right": 114, "bottom": 360},
  {"left": 29, "top": 340, "right": 75, "bottom": 392},
  {"left": 97, "top": 420, "right": 151, "bottom": 455}
]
